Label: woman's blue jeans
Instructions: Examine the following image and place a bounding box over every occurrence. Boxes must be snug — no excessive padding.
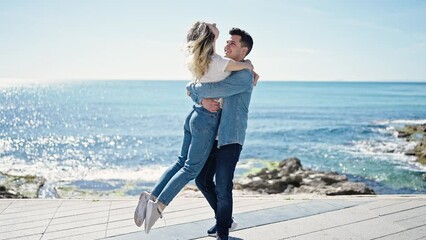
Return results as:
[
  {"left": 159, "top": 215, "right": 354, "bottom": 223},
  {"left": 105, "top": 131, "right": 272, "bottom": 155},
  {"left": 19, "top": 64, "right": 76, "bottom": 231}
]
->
[{"left": 151, "top": 105, "right": 221, "bottom": 205}]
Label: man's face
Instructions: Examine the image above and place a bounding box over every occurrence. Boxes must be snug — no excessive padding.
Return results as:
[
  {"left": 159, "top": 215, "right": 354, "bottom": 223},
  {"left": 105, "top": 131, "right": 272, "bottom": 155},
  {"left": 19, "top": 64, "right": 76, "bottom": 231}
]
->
[{"left": 224, "top": 35, "right": 246, "bottom": 61}]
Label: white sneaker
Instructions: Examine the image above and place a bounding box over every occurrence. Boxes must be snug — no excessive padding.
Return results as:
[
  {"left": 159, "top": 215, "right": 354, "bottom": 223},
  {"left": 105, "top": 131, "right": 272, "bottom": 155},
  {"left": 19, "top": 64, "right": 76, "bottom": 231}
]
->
[
  {"left": 134, "top": 191, "right": 150, "bottom": 227},
  {"left": 144, "top": 200, "right": 163, "bottom": 234},
  {"left": 230, "top": 219, "right": 238, "bottom": 231}
]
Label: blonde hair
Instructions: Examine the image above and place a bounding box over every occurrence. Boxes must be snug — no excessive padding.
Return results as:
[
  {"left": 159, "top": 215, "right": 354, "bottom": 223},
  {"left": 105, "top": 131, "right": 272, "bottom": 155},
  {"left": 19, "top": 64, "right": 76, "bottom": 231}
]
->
[{"left": 185, "top": 21, "right": 215, "bottom": 81}]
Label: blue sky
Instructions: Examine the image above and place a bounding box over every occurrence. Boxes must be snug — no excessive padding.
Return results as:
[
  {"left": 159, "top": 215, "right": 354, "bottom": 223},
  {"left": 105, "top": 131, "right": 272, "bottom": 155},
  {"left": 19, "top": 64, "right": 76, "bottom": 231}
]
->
[{"left": 1, "top": 0, "right": 425, "bottom": 81}]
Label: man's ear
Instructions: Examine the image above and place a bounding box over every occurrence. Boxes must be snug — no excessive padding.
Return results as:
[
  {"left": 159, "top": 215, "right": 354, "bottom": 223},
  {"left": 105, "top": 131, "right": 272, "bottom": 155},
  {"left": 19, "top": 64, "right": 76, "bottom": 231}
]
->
[{"left": 241, "top": 47, "right": 249, "bottom": 57}]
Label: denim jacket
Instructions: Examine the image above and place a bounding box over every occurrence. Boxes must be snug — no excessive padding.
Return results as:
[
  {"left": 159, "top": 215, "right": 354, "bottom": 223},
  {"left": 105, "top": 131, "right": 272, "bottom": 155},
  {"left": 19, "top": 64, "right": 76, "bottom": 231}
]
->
[{"left": 186, "top": 69, "right": 253, "bottom": 147}]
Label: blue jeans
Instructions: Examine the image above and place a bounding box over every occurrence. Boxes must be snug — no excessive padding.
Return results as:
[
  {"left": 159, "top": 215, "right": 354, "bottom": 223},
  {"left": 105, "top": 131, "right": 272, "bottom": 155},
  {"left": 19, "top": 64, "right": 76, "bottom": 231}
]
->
[
  {"left": 195, "top": 141, "right": 242, "bottom": 238},
  {"left": 151, "top": 105, "right": 220, "bottom": 205}
]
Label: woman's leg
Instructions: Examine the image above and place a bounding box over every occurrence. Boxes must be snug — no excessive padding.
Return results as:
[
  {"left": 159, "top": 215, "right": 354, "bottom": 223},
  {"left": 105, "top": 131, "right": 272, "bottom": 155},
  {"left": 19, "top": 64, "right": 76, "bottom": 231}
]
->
[
  {"left": 156, "top": 108, "right": 220, "bottom": 206},
  {"left": 150, "top": 108, "right": 193, "bottom": 199}
]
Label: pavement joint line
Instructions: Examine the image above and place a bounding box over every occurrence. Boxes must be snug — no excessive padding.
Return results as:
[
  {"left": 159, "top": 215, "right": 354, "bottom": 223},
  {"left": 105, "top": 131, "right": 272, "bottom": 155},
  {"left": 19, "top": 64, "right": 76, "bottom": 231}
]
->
[
  {"left": 153, "top": 204, "right": 212, "bottom": 214},
  {"left": 56, "top": 202, "right": 111, "bottom": 210},
  {"left": 48, "top": 207, "right": 113, "bottom": 220},
  {"left": 48, "top": 213, "right": 110, "bottom": 226},
  {"left": 370, "top": 223, "right": 426, "bottom": 240},
  {"left": 0, "top": 205, "right": 62, "bottom": 216},
  {"left": 105, "top": 201, "right": 112, "bottom": 238},
  {"left": 379, "top": 204, "right": 426, "bottom": 217},
  {"left": 369, "top": 199, "right": 413, "bottom": 210},
  {"left": 0, "top": 208, "right": 106, "bottom": 222},
  {"left": 2, "top": 233, "right": 44, "bottom": 240},
  {"left": 56, "top": 204, "right": 111, "bottom": 213},
  {"left": 39, "top": 200, "right": 64, "bottom": 240},
  {"left": 5, "top": 201, "right": 59, "bottom": 209},
  {"left": 0, "top": 212, "right": 99, "bottom": 228},
  {"left": 278, "top": 216, "right": 380, "bottom": 240},
  {"left": 394, "top": 211, "right": 426, "bottom": 223},
  {"left": 43, "top": 230, "right": 106, "bottom": 240},
  {"left": 45, "top": 219, "right": 110, "bottom": 233},
  {"left": 0, "top": 220, "right": 51, "bottom": 234},
  {"left": 41, "top": 220, "right": 109, "bottom": 234},
  {"left": 0, "top": 201, "right": 12, "bottom": 215}
]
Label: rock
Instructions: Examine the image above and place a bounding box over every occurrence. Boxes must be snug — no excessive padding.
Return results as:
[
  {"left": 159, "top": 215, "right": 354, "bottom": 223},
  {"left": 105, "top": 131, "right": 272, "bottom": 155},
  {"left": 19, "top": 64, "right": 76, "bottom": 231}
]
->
[
  {"left": 320, "top": 172, "right": 348, "bottom": 184},
  {"left": 397, "top": 124, "right": 426, "bottom": 165},
  {"left": 237, "top": 157, "right": 375, "bottom": 195},
  {"left": 325, "top": 182, "right": 376, "bottom": 196},
  {"left": 0, "top": 172, "right": 46, "bottom": 198},
  {"left": 278, "top": 157, "right": 302, "bottom": 176},
  {"left": 398, "top": 132, "right": 411, "bottom": 138},
  {"left": 404, "top": 150, "right": 417, "bottom": 156}
]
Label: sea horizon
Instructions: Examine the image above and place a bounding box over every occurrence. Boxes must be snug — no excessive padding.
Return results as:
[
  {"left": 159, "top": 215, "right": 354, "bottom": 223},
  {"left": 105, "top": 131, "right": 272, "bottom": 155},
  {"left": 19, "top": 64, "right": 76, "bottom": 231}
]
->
[{"left": 2, "top": 78, "right": 426, "bottom": 84}]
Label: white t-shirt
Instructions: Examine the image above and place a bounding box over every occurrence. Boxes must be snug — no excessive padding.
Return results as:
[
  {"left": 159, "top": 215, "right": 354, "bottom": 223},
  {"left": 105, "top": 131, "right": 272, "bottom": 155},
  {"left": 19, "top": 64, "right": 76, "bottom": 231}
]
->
[{"left": 199, "top": 53, "right": 231, "bottom": 83}]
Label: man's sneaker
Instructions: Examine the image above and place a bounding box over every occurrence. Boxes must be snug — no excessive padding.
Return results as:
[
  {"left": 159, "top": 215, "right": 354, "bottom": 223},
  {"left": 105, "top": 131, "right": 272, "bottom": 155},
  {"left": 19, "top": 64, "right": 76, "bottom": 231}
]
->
[
  {"left": 207, "top": 219, "right": 238, "bottom": 237},
  {"left": 144, "top": 200, "right": 163, "bottom": 234},
  {"left": 134, "top": 191, "right": 150, "bottom": 227}
]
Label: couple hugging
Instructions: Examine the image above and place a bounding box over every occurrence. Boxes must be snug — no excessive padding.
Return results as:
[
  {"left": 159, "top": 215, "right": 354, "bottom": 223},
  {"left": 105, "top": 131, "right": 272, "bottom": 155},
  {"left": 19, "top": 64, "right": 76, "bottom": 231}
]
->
[{"left": 134, "top": 21, "right": 258, "bottom": 240}]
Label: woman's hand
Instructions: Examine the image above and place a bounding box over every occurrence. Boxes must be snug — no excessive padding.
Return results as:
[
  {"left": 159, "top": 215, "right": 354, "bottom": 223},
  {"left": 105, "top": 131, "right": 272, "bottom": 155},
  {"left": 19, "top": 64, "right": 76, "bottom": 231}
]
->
[
  {"left": 252, "top": 70, "right": 259, "bottom": 86},
  {"left": 245, "top": 59, "right": 254, "bottom": 71}
]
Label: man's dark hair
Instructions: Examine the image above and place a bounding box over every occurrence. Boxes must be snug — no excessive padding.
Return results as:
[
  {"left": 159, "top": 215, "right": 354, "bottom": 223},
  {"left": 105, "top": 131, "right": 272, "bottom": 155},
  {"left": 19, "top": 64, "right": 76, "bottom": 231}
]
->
[{"left": 229, "top": 27, "right": 254, "bottom": 56}]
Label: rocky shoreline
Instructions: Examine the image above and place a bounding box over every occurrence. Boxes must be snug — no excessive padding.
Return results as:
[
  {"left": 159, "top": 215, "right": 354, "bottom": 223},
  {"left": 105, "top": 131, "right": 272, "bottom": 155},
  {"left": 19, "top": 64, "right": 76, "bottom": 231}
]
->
[{"left": 235, "top": 157, "right": 375, "bottom": 195}]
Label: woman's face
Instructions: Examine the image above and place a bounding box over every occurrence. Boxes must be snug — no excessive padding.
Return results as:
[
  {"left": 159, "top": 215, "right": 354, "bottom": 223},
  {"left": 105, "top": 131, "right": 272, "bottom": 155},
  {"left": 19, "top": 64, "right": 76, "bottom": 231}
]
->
[{"left": 207, "top": 23, "right": 219, "bottom": 40}]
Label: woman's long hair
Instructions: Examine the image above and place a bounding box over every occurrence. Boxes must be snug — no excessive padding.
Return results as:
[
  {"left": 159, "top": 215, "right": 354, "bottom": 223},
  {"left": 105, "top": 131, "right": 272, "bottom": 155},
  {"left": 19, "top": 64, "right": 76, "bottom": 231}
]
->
[{"left": 185, "top": 21, "right": 215, "bottom": 81}]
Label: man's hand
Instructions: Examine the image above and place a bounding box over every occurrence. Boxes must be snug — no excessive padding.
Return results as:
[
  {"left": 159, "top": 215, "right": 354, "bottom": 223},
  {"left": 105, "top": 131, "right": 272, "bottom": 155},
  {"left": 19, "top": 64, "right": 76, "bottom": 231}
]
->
[
  {"left": 252, "top": 70, "right": 260, "bottom": 86},
  {"left": 201, "top": 98, "right": 220, "bottom": 112}
]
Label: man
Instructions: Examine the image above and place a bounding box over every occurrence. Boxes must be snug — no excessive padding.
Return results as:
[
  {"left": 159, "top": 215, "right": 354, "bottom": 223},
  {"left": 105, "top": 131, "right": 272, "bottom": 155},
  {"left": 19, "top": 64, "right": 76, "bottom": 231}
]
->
[{"left": 187, "top": 27, "right": 257, "bottom": 240}]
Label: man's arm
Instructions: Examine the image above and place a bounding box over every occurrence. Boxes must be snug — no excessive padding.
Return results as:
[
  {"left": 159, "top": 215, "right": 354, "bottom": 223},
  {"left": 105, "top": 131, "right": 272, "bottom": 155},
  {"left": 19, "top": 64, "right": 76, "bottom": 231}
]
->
[
  {"left": 186, "top": 69, "right": 253, "bottom": 99},
  {"left": 187, "top": 88, "right": 202, "bottom": 105}
]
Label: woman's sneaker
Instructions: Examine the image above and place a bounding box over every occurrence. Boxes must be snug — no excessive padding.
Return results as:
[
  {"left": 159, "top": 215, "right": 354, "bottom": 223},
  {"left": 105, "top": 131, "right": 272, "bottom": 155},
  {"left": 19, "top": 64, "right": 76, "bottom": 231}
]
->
[
  {"left": 207, "top": 219, "right": 238, "bottom": 237},
  {"left": 134, "top": 191, "right": 150, "bottom": 227},
  {"left": 145, "top": 200, "right": 163, "bottom": 233}
]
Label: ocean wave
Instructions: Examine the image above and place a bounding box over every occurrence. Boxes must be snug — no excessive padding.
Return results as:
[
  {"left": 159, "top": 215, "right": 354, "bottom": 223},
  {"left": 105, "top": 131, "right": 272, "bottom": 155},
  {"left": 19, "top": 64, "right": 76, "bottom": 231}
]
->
[
  {"left": 0, "top": 155, "right": 168, "bottom": 185},
  {"left": 391, "top": 119, "right": 426, "bottom": 124},
  {"left": 373, "top": 119, "right": 426, "bottom": 125},
  {"left": 370, "top": 126, "right": 398, "bottom": 136},
  {"left": 349, "top": 139, "right": 425, "bottom": 171},
  {"left": 351, "top": 139, "right": 417, "bottom": 154}
]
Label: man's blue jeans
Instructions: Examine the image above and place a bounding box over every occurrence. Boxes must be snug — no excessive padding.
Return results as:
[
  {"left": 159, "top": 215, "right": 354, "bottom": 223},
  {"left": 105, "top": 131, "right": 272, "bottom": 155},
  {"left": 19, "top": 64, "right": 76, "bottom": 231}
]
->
[
  {"left": 195, "top": 141, "right": 242, "bottom": 238},
  {"left": 151, "top": 106, "right": 220, "bottom": 205}
]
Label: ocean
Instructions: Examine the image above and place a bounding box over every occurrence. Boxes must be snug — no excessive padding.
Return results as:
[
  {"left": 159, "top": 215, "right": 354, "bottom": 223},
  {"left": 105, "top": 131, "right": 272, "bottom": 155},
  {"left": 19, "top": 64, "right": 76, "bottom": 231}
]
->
[{"left": 1, "top": 80, "right": 425, "bottom": 197}]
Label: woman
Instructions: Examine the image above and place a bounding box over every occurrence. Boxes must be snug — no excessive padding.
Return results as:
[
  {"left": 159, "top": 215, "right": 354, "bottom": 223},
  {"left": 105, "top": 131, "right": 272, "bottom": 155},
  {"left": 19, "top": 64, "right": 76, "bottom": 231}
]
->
[{"left": 134, "top": 21, "right": 254, "bottom": 233}]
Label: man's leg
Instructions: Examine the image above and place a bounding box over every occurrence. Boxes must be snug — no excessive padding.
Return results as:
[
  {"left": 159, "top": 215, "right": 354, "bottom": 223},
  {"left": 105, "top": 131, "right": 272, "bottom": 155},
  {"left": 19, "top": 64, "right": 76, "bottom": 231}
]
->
[
  {"left": 215, "top": 143, "right": 242, "bottom": 239},
  {"left": 195, "top": 140, "right": 218, "bottom": 214}
]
